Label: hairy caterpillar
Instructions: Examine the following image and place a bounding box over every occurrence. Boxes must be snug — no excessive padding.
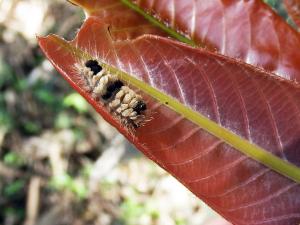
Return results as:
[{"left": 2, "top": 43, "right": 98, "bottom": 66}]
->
[{"left": 76, "top": 59, "right": 147, "bottom": 130}]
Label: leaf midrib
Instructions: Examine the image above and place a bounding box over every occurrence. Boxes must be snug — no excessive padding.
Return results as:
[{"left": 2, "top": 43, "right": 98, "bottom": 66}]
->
[
  {"left": 120, "top": 0, "right": 198, "bottom": 47},
  {"left": 105, "top": 60, "right": 300, "bottom": 184}
]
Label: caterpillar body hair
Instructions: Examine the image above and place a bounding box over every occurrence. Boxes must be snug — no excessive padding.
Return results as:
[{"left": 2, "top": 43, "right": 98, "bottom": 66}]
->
[{"left": 76, "top": 59, "right": 147, "bottom": 130}]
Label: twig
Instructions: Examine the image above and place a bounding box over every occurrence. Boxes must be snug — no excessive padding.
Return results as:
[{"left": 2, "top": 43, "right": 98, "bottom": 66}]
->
[{"left": 24, "top": 176, "right": 41, "bottom": 225}]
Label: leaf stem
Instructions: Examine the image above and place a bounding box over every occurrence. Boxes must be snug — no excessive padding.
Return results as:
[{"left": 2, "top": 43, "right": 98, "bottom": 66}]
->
[{"left": 120, "top": 0, "right": 198, "bottom": 47}]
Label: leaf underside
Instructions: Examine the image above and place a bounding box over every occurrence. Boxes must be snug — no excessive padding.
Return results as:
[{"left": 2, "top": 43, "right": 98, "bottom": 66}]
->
[
  {"left": 71, "top": 0, "right": 300, "bottom": 83},
  {"left": 39, "top": 1, "right": 300, "bottom": 225}
]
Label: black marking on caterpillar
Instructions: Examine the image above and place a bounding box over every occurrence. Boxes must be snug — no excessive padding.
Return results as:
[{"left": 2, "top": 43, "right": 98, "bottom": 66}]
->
[
  {"left": 76, "top": 59, "right": 147, "bottom": 130},
  {"left": 85, "top": 59, "right": 102, "bottom": 75}
]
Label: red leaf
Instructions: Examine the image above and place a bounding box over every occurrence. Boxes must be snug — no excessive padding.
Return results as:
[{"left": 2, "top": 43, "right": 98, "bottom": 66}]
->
[
  {"left": 70, "top": 0, "right": 300, "bottom": 83},
  {"left": 38, "top": 17, "right": 300, "bottom": 225},
  {"left": 131, "top": 0, "right": 300, "bottom": 83},
  {"left": 68, "top": 0, "right": 168, "bottom": 40}
]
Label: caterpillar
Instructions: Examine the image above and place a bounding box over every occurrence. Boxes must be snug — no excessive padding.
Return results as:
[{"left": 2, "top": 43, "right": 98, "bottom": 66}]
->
[{"left": 76, "top": 59, "right": 147, "bottom": 130}]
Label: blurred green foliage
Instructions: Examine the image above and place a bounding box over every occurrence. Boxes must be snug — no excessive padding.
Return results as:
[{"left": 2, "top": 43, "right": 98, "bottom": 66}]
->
[
  {"left": 121, "top": 199, "right": 146, "bottom": 223},
  {"left": 3, "top": 152, "right": 25, "bottom": 168},
  {"left": 63, "top": 93, "right": 89, "bottom": 114},
  {"left": 120, "top": 192, "right": 159, "bottom": 224},
  {"left": 0, "top": 60, "right": 14, "bottom": 131},
  {"left": 1, "top": 178, "right": 26, "bottom": 223},
  {"left": 4, "top": 180, "right": 25, "bottom": 197},
  {"left": 49, "top": 173, "right": 88, "bottom": 199},
  {"left": 175, "top": 218, "right": 187, "bottom": 225},
  {"left": 4, "top": 207, "right": 24, "bottom": 222},
  {"left": 0, "top": 45, "right": 93, "bottom": 223},
  {"left": 55, "top": 112, "right": 72, "bottom": 129}
]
